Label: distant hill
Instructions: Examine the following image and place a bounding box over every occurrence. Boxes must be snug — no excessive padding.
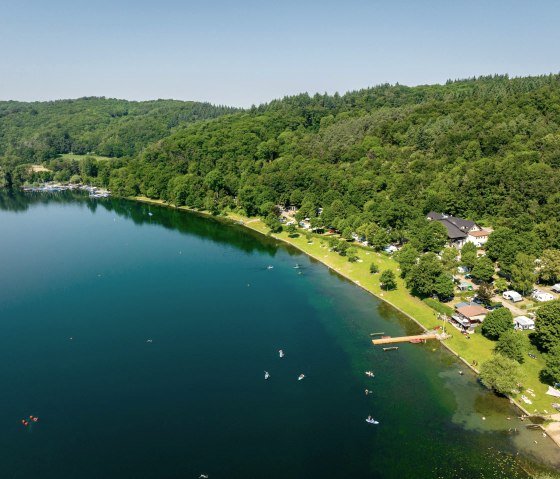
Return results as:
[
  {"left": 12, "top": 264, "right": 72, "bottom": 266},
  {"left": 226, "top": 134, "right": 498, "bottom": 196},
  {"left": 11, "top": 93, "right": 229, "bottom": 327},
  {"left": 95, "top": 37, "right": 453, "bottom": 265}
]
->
[{"left": 0, "top": 97, "right": 239, "bottom": 161}]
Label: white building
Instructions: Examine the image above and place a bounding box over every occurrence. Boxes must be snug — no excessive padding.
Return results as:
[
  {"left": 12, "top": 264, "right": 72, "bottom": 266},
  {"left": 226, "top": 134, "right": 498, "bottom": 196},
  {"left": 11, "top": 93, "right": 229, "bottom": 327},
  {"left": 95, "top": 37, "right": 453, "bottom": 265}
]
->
[
  {"left": 514, "top": 316, "right": 535, "bottom": 330},
  {"left": 503, "top": 290, "right": 523, "bottom": 302},
  {"left": 533, "top": 291, "right": 555, "bottom": 302}
]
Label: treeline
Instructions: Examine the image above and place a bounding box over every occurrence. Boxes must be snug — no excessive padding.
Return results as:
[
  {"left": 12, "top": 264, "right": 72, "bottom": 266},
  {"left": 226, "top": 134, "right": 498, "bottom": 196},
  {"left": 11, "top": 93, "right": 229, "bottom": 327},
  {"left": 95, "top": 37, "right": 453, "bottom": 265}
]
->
[
  {"left": 4, "top": 75, "right": 560, "bottom": 256},
  {"left": 0, "top": 97, "right": 238, "bottom": 163},
  {"left": 101, "top": 74, "right": 560, "bottom": 256}
]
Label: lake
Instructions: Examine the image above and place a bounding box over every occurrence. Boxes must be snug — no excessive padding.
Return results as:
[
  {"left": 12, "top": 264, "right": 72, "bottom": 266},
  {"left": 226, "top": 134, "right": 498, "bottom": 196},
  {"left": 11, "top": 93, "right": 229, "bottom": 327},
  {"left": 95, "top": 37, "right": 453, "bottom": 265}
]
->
[{"left": 0, "top": 191, "right": 558, "bottom": 478}]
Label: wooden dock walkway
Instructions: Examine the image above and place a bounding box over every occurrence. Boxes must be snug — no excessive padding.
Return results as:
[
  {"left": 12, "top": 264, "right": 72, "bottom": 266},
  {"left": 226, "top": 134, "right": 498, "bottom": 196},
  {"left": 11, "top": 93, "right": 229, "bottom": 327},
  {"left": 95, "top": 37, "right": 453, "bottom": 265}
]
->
[{"left": 371, "top": 334, "right": 439, "bottom": 345}]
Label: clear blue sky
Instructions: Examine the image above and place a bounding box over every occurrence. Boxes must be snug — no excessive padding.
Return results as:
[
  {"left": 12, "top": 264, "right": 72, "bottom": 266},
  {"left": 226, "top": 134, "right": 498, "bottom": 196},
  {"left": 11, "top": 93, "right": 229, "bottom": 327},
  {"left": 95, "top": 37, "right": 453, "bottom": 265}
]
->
[{"left": 0, "top": 0, "right": 558, "bottom": 106}]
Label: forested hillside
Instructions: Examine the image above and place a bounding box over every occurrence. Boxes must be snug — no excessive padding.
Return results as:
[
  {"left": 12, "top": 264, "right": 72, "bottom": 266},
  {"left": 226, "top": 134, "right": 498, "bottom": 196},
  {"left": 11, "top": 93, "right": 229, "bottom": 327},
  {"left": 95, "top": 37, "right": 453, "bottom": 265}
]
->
[
  {"left": 0, "top": 97, "right": 238, "bottom": 162},
  {"left": 104, "top": 74, "right": 560, "bottom": 254},
  {"left": 4, "top": 75, "right": 560, "bottom": 256}
]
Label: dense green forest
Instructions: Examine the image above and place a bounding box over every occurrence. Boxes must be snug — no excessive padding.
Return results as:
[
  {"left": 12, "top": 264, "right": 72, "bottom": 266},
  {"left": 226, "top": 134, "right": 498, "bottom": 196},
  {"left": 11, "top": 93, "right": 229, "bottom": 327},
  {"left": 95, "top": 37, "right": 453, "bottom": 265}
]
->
[
  {"left": 3, "top": 75, "right": 560, "bottom": 256},
  {"left": 0, "top": 97, "right": 238, "bottom": 162}
]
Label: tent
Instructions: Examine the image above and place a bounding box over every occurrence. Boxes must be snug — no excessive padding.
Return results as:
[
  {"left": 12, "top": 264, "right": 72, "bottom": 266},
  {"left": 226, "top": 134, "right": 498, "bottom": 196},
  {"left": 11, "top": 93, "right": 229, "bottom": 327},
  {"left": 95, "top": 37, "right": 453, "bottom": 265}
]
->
[{"left": 545, "top": 386, "right": 560, "bottom": 398}]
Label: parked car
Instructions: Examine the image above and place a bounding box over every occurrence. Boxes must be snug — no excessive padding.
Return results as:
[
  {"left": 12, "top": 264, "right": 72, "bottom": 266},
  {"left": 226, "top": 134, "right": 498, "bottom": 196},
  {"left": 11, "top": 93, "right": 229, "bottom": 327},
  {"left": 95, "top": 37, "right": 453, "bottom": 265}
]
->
[{"left": 486, "top": 303, "right": 503, "bottom": 311}]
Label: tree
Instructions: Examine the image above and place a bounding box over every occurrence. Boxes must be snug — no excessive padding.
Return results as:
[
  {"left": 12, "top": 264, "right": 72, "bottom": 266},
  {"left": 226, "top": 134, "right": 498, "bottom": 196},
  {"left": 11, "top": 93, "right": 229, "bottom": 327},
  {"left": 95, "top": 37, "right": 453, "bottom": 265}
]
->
[
  {"left": 394, "top": 244, "right": 419, "bottom": 279},
  {"left": 542, "top": 343, "right": 560, "bottom": 384},
  {"left": 539, "top": 249, "right": 560, "bottom": 284},
  {"left": 495, "top": 330, "right": 529, "bottom": 363},
  {"left": 407, "top": 252, "right": 444, "bottom": 296},
  {"left": 494, "top": 277, "right": 509, "bottom": 293},
  {"left": 410, "top": 220, "right": 448, "bottom": 253},
  {"left": 479, "top": 354, "right": 524, "bottom": 395},
  {"left": 380, "top": 269, "right": 397, "bottom": 290},
  {"left": 337, "top": 240, "right": 349, "bottom": 256},
  {"left": 534, "top": 300, "right": 560, "bottom": 352},
  {"left": 347, "top": 247, "right": 359, "bottom": 262},
  {"left": 476, "top": 282, "right": 494, "bottom": 304},
  {"left": 263, "top": 213, "right": 282, "bottom": 233},
  {"left": 285, "top": 223, "right": 297, "bottom": 235},
  {"left": 481, "top": 308, "right": 513, "bottom": 340},
  {"left": 461, "top": 242, "right": 477, "bottom": 270},
  {"left": 342, "top": 227, "right": 353, "bottom": 241},
  {"left": 433, "top": 274, "right": 454, "bottom": 300},
  {"left": 369, "top": 262, "right": 379, "bottom": 274},
  {"left": 510, "top": 253, "right": 536, "bottom": 296},
  {"left": 441, "top": 247, "right": 458, "bottom": 274},
  {"left": 471, "top": 256, "right": 495, "bottom": 283}
]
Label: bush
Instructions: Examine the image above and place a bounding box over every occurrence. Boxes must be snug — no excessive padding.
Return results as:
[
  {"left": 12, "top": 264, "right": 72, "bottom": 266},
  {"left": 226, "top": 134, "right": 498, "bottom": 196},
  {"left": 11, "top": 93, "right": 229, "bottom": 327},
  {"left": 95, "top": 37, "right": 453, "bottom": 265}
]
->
[
  {"left": 423, "top": 298, "right": 454, "bottom": 316},
  {"left": 369, "top": 262, "right": 379, "bottom": 274}
]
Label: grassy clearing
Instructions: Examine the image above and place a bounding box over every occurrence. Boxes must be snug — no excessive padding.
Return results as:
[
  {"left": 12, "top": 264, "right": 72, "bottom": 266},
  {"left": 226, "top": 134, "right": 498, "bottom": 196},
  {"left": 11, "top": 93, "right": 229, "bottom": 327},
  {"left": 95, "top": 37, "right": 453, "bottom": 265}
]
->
[{"left": 59, "top": 153, "right": 114, "bottom": 162}]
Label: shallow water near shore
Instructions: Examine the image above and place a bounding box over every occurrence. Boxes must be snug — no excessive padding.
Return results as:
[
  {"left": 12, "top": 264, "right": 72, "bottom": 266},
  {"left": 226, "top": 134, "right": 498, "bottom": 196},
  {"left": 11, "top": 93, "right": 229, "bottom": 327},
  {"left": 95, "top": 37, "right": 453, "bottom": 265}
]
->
[{"left": 0, "top": 190, "right": 559, "bottom": 478}]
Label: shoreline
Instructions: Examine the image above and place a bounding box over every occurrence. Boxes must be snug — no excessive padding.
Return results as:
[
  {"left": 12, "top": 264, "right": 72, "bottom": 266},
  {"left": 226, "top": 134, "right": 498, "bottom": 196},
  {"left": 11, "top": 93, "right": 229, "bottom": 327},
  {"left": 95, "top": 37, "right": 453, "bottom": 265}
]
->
[{"left": 130, "top": 196, "right": 560, "bottom": 450}]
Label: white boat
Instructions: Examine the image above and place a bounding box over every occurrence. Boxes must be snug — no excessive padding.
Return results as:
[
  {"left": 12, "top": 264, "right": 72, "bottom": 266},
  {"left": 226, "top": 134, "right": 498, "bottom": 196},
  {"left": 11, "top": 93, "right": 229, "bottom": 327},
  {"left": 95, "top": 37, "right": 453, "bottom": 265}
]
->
[
  {"left": 279, "top": 349, "right": 284, "bottom": 358},
  {"left": 298, "top": 374, "right": 305, "bottom": 381},
  {"left": 293, "top": 264, "right": 300, "bottom": 269},
  {"left": 264, "top": 371, "right": 270, "bottom": 380},
  {"left": 267, "top": 265, "right": 274, "bottom": 270},
  {"left": 365, "top": 417, "right": 379, "bottom": 425},
  {"left": 365, "top": 371, "right": 375, "bottom": 378}
]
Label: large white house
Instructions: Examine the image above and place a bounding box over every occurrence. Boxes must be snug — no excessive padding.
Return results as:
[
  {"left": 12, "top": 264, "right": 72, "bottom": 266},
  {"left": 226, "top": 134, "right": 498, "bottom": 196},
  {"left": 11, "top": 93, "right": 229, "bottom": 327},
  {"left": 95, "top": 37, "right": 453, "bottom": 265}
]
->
[{"left": 426, "top": 212, "right": 489, "bottom": 248}]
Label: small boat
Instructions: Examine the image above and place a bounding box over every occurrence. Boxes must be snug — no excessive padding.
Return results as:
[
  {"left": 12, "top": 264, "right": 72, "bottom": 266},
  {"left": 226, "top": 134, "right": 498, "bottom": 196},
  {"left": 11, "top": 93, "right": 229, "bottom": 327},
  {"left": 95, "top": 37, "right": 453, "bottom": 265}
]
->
[
  {"left": 32, "top": 417, "right": 38, "bottom": 422},
  {"left": 409, "top": 339, "right": 423, "bottom": 344},
  {"left": 293, "top": 264, "right": 301, "bottom": 269},
  {"left": 365, "top": 416, "right": 379, "bottom": 425},
  {"left": 298, "top": 374, "right": 305, "bottom": 381},
  {"left": 21, "top": 420, "right": 29, "bottom": 427},
  {"left": 267, "top": 265, "right": 274, "bottom": 270},
  {"left": 365, "top": 371, "right": 375, "bottom": 377},
  {"left": 382, "top": 336, "right": 391, "bottom": 339},
  {"left": 148, "top": 212, "right": 153, "bottom": 216},
  {"left": 279, "top": 349, "right": 284, "bottom": 358},
  {"left": 264, "top": 371, "right": 270, "bottom": 380}
]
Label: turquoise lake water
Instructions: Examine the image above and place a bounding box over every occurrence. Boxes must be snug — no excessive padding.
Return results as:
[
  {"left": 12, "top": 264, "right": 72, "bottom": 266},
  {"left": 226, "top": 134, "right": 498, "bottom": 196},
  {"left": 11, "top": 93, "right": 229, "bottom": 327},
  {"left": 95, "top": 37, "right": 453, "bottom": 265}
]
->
[{"left": 0, "top": 191, "right": 559, "bottom": 478}]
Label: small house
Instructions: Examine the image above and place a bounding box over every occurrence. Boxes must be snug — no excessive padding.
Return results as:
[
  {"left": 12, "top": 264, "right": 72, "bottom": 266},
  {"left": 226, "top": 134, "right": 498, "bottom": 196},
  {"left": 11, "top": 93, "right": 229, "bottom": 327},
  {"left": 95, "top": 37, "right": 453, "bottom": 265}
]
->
[
  {"left": 452, "top": 304, "right": 488, "bottom": 331},
  {"left": 503, "top": 290, "right": 523, "bottom": 303},
  {"left": 533, "top": 291, "right": 554, "bottom": 302},
  {"left": 514, "top": 316, "right": 535, "bottom": 330}
]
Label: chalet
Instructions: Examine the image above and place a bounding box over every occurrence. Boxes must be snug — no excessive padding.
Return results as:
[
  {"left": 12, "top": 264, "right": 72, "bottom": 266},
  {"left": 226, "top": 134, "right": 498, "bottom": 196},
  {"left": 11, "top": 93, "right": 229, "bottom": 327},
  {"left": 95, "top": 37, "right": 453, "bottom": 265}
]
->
[
  {"left": 451, "top": 304, "right": 488, "bottom": 331},
  {"left": 426, "top": 212, "right": 489, "bottom": 248},
  {"left": 514, "top": 316, "right": 535, "bottom": 330}
]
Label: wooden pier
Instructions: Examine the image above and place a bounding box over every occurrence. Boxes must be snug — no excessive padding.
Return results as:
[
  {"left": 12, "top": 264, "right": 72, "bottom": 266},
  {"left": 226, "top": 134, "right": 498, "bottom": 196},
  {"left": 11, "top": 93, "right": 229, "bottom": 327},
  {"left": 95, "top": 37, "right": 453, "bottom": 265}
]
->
[{"left": 371, "top": 334, "right": 439, "bottom": 345}]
